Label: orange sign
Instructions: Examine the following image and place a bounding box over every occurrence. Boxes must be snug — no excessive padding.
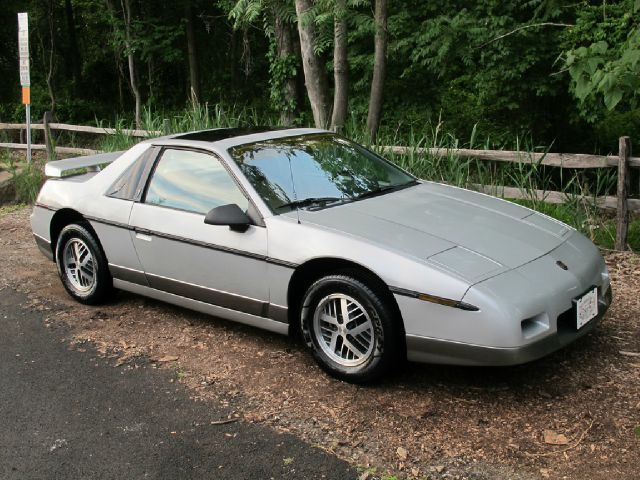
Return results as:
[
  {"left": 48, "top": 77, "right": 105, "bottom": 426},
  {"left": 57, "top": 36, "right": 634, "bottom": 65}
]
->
[{"left": 22, "top": 86, "right": 30, "bottom": 105}]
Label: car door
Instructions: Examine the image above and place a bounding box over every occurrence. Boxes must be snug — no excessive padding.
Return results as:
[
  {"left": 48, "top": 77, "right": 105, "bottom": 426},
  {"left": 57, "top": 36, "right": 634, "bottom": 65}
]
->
[{"left": 128, "top": 147, "right": 269, "bottom": 318}]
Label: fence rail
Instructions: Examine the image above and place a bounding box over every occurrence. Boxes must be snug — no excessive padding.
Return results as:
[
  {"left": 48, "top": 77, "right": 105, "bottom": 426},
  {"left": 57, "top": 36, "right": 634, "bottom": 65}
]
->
[
  {"left": 382, "top": 145, "right": 640, "bottom": 169},
  {"left": 0, "top": 122, "right": 159, "bottom": 137},
  {"left": 0, "top": 142, "right": 98, "bottom": 156},
  {"left": 0, "top": 113, "right": 636, "bottom": 250}
]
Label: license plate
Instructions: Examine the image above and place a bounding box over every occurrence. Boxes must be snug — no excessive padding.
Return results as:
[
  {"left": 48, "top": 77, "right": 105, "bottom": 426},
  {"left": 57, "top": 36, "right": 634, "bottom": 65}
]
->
[{"left": 576, "top": 287, "right": 598, "bottom": 329}]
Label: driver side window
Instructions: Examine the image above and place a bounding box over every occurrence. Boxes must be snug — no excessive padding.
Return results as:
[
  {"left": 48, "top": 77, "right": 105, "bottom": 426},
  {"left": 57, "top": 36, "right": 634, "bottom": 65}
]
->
[{"left": 145, "top": 149, "right": 249, "bottom": 215}]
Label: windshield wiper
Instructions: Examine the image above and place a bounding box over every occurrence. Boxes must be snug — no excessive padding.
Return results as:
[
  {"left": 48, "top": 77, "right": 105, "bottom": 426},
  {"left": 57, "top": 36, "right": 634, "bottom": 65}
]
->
[
  {"left": 356, "top": 180, "right": 419, "bottom": 200},
  {"left": 276, "top": 197, "right": 346, "bottom": 211}
]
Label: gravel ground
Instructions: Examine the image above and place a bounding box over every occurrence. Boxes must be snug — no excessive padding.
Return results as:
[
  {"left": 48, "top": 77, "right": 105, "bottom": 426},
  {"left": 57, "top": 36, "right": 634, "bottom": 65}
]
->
[{"left": 1, "top": 207, "right": 638, "bottom": 479}]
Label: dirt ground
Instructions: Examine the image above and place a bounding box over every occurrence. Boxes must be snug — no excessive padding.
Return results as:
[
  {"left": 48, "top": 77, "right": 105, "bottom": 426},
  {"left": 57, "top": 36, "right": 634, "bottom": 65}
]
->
[{"left": 1, "top": 207, "right": 638, "bottom": 479}]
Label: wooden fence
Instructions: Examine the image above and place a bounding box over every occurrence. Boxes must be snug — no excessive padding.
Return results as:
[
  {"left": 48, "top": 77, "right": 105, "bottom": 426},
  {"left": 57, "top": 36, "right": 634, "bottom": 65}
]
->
[{"left": 0, "top": 113, "right": 637, "bottom": 250}]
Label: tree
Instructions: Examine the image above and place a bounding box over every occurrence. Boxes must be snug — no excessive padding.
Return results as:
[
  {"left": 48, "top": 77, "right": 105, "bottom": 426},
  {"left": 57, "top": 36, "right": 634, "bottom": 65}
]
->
[
  {"left": 185, "top": 1, "right": 200, "bottom": 101},
  {"left": 227, "top": 0, "right": 300, "bottom": 125},
  {"left": 564, "top": 1, "right": 640, "bottom": 113},
  {"left": 105, "top": 0, "right": 142, "bottom": 128},
  {"left": 366, "top": 0, "right": 387, "bottom": 141},
  {"left": 331, "top": 0, "right": 348, "bottom": 132},
  {"left": 273, "top": 8, "right": 298, "bottom": 125},
  {"left": 122, "top": 0, "right": 141, "bottom": 128},
  {"left": 63, "top": 0, "right": 82, "bottom": 93},
  {"left": 36, "top": 0, "right": 58, "bottom": 112},
  {"left": 295, "top": 0, "right": 331, "bottom": 128}
]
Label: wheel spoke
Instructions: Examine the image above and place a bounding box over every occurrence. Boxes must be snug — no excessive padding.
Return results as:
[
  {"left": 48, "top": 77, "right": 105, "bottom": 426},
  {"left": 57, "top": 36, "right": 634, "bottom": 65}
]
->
[
  {"left": 339, "top": 297, "right": 349, "bottom": 323},
  {"left": 343, "top": 337, "right": 365, "bottom": 357},
  {"left": 320, "top": 312, "right": 339, "bottom": 326},
  {"left": 349, "top": 321, "right": 371, "bottom": 337},
  {"left": 329, "top": 331, "right": 339, "bottom": 353}
]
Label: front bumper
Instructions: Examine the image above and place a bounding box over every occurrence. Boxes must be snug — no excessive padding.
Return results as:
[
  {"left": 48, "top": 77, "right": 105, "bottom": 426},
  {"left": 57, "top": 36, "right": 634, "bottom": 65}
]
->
[{"left": 406, "top": 286, "right": 611, "bottom": 366}]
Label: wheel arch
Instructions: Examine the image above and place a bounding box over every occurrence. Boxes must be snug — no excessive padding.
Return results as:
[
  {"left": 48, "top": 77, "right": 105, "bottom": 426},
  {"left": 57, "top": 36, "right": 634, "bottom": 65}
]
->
[
  {"left": 286, "top": 257, "right": 406, "bottom": 342},
  {"left": 50, "top": 209, "right": 103, "bottom": 262}
]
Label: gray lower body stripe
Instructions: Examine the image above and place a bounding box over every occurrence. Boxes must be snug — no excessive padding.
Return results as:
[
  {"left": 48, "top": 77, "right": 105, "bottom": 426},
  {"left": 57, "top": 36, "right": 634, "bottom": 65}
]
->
[
  {"left": 110, "top": 265, "right": 289, "bottom": 323},
  {"left": 146, "top": 273, "right": 267, "bottom": 318},
  {"left": 267, "top": 304, "right": 288, "bottom": 323},
  {"left": 109, "top": 263, "right": 148, "bottom": 286}
]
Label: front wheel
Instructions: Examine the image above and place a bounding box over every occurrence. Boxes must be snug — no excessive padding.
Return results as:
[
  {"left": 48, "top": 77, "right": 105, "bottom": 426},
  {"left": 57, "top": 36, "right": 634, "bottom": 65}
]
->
[
  {"left": 301, "top": 274, "right": 403, "bottom": 383},
  {"left": 56, "top": 223, "right": 112, "bottom": 305}
]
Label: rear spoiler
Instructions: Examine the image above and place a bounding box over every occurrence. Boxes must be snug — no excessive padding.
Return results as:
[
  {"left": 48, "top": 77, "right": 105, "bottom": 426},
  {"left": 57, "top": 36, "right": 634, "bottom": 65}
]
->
[{"left": 44, "top": 151, "right": 124, "bottom": 178}]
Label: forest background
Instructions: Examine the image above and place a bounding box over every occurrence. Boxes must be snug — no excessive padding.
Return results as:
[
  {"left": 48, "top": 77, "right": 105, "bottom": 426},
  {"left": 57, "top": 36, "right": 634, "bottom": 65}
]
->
[{"left": 1, "top": 0, "right": 639, "bottom": 153}]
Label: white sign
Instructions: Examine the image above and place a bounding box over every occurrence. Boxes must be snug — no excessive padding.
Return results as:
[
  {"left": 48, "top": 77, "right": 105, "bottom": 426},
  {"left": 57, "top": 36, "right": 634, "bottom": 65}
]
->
[{"left": 18, "top": 13, "right": 30, "bottom": 86}]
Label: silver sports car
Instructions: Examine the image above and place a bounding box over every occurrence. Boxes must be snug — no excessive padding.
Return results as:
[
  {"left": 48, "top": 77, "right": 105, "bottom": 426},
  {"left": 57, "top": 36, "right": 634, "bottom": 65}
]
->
[{"left": 31, "top": 128, "right": 611, "bottom": 382}]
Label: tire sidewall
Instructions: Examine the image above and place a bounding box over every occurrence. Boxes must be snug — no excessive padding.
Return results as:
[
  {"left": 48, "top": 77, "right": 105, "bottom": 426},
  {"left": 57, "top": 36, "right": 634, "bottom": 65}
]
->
[
  {"left": 56, "top": 224, "right": 110, "bottom": 304},
  {"left": 302, "top": 275, "right": 396, "bottom": 382}
]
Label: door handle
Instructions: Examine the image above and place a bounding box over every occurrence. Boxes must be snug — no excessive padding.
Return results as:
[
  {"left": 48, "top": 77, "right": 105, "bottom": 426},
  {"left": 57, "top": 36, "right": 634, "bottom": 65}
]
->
[{"left": 135, "top": 233, "right": 153, "bottom": 242}]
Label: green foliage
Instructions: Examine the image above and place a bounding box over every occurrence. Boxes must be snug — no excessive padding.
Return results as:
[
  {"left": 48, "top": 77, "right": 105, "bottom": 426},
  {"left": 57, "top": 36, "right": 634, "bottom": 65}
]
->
[
  {"left": 267, "top": 50, "right": 298, "bottom": 119},
  {"left": 0, "top": 155, "right": 44, "bottom": 204},
  {"left": 563, "top": 0, "right": 640, "bottom": 117},
  {"left": 226, "top": 0, "right": 299, "bottom": 119},
  {"left": 0, "top": 0, "right": 638, "bottom": 154}
]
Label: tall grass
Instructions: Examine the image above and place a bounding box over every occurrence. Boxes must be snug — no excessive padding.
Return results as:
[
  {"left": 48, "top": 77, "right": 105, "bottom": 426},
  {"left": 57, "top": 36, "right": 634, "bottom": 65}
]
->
[
  {"left": 88, "top": 104, "right": 635, "bottom": 251},
  {"left": 0, "top": 150, "right": 44, "bottom": 204}
]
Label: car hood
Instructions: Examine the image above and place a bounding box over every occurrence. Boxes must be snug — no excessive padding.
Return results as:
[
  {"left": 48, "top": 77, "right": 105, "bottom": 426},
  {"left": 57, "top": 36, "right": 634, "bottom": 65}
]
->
[{"left": 297, "top": 182, "right": 572, "bottom": 283}]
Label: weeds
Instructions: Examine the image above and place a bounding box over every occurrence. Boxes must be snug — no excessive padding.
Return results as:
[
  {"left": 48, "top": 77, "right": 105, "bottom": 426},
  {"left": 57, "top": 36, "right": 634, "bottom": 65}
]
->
[
  {"left": 1, "top": 151, "right": 44, "bottom": 204},
  {"left": 80, "top": 106, "right": 639, "bottom": 251},
  {"left": 13, "top": 165, "right": 43, "bottom": 204}
]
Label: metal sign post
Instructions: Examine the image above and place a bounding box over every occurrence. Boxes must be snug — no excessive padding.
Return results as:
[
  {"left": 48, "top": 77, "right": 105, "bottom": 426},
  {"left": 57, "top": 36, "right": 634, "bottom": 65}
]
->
[{"left": 18, "top": 12, "right": 31, "bottom": 164}]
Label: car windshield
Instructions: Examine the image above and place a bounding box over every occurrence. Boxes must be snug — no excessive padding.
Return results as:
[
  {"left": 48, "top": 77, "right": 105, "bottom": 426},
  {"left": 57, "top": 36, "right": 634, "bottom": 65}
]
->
[{"left": 228, "top": 134, "right": 416, "bottom": 213}]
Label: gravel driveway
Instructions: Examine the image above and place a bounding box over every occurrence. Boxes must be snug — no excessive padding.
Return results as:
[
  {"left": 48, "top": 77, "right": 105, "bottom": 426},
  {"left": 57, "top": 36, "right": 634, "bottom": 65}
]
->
[{"left": 1, "top": 206, "right": 638, "bottom": 479}]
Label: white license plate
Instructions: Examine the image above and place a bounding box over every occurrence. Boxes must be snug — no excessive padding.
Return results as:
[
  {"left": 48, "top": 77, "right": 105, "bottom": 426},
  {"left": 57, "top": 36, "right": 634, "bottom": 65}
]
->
[{"left": 576, "top": 287, "right": 598, "bottom": 329}]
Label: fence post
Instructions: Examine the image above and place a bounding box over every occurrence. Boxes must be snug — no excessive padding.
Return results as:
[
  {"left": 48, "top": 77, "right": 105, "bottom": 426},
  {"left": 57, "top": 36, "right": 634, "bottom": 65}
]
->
[
  {"left": 162, "top": 118, "right": 170, "bottom": 134},
  {"left": 43, "top": 111, "right": 55, "bottom": 161},
  {"left": 615, "top": 136, "right": 631, "bottom": 251}
]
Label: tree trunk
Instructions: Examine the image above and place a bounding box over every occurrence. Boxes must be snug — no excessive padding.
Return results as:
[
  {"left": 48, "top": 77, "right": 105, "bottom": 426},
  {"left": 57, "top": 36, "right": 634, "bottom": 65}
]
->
[
  {"left": 230, "top": 28, "right": 237, "bottom": 87},
  {"left": 105, "top": 0, "right": 125, "bottom": 110},
  {"left": 366, "top": 0, "right": 388, "bottom": 142},
  {"left": 331, "top": 0, "right": 348, "bottom": 132},
  {"left": 121, "top": 0, "right": 142, "bottom": 128},
  {"left": 274, "top": 11, "right": 297, "bottom": 125},
  {"left": 294, "top": 0, "right": 330, "bottom": 128},
  {"left": 293, "top": 30, "right": 306, "bottom": 113},
  {"left": 44, "top": 0, "right": 57, "bottom": 113},
  {"left": 185, "top": 2, "right": 200, "bottom": 102},
  {"left": 64, "top": 0, "right": 82, "bottom": 92}
]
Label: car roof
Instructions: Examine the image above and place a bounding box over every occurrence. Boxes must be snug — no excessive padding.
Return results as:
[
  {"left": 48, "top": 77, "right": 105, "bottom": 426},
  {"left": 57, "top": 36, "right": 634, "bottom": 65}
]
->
[
  {"left": 172, "top": 127, "right": 284, "bottom": 142},
  {"left": 156, "top": 127, "right": 330, "bottom": 150}
]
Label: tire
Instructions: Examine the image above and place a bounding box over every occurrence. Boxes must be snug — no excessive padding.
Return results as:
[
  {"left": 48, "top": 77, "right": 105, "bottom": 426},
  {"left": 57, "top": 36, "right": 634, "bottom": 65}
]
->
[
  {"left": 301, "top": 273, "right": 403, "bottom": 383},
  {"left": 55, "top": 223, "right": 112, "bottom": 305}
]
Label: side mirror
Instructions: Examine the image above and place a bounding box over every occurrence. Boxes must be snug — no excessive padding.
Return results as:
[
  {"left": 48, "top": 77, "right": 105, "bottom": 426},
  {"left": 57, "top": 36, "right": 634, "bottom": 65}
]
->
[{"left": 204, "top": 204, "right": 252, "bottom": 232}]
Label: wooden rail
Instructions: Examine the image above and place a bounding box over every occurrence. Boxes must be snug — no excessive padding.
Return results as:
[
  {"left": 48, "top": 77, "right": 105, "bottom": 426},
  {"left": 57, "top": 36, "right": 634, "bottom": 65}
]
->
[
  {"left": 472, "top": 185, "right": 640, "bottom": 213},
  {"left": 0, "top": 122, "right": 159, "bottom": 137},
  {"left": 382, "top": 145, "right": 640, "bottom": 169},
  {"left": 0, "top": 142, "right": 99, "bottom": 156},
  {"left": 0, "top": 113, "right": 636, "bottom": 250}
]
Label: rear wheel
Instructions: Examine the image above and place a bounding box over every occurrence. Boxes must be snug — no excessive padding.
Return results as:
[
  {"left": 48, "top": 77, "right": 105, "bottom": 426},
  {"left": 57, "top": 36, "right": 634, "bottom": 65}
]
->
[
  {"left": 56, "top": 223, "right": 112, "bottom": 305},
  {"left": 301, "top": 273, "right": 402, "bottom": 383}
]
